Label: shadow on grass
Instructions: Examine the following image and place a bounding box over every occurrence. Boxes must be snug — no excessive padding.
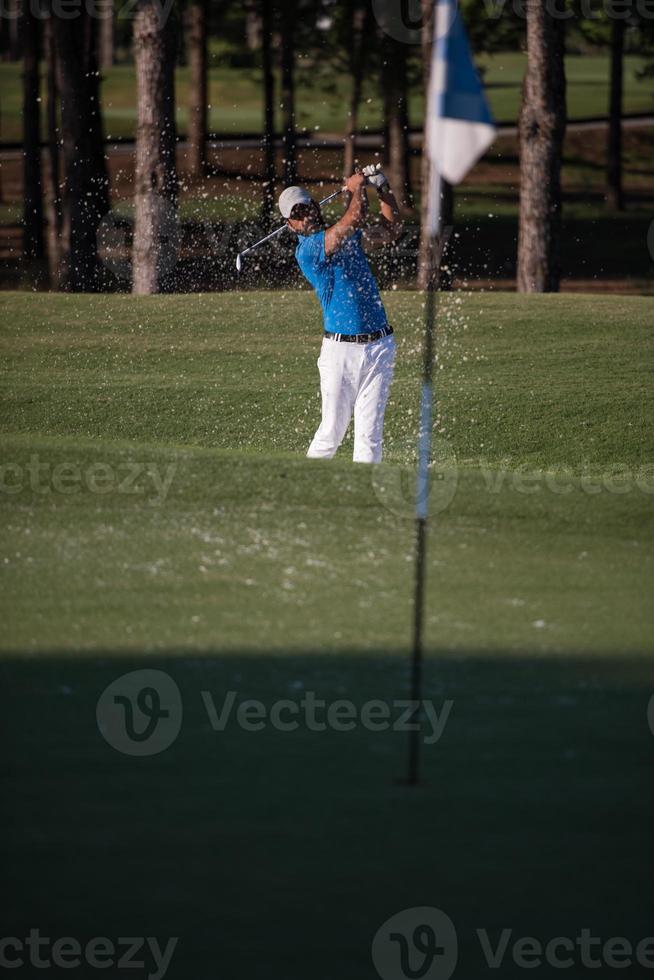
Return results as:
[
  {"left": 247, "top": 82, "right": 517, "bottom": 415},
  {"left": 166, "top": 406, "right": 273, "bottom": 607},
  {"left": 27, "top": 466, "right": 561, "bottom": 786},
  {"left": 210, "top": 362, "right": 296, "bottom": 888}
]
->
[{"left": 2, "top": 649, "right": 653, "bottom": 979}]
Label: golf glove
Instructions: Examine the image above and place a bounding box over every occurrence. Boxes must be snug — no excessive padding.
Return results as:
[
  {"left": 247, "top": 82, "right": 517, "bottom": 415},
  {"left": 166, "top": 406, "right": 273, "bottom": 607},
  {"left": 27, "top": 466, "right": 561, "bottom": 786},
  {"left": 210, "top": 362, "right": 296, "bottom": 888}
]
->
[{"left": 362, "top": 164, "right": 388, "bottom": 191}]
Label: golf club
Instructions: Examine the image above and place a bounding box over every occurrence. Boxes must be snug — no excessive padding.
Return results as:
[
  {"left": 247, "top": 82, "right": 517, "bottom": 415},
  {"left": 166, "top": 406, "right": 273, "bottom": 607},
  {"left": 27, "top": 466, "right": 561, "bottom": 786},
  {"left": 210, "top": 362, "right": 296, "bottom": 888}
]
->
[{"left": 235, "top": 165, "right": 382, "bottom": 272}]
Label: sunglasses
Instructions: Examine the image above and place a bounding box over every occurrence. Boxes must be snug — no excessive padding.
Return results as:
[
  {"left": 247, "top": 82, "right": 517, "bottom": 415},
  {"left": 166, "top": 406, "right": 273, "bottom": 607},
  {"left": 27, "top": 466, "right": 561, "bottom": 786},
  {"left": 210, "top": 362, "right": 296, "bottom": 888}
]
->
[{"left": 289, "top": 203, "right": 318, "bottom": 220}]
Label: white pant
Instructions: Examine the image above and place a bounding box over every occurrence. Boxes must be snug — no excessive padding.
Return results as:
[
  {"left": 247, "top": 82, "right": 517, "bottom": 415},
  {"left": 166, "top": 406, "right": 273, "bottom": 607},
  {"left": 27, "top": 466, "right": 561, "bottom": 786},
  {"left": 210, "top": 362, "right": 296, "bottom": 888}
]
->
[{"left": 307, "top": 334, "right": 396, "bottom": 464}]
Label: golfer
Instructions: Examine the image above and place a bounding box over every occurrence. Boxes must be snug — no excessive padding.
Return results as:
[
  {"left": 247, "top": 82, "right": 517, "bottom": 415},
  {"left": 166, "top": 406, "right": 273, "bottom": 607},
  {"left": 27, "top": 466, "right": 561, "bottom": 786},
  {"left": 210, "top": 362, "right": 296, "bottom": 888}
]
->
[{"left": 278, "top": 166, "right": 402, "bottom": 464}]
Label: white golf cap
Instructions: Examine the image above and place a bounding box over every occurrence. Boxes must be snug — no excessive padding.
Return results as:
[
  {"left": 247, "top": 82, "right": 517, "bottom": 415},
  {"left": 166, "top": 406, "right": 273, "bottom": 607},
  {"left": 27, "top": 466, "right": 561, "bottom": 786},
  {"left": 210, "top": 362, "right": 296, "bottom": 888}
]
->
[{"left": 278, "top": 186, "right": 312, "bottom": 219}]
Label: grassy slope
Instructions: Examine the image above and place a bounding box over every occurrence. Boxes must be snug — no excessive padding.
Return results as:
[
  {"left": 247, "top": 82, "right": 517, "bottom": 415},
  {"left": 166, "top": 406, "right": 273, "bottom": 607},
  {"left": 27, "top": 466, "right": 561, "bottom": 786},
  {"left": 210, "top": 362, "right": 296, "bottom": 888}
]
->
[
  {"left": 1, "top": 53, "right": 653, "bottom": 143},
  {"left": 4, "top": 293, "right": 653, "bottom": 651},
  {"left": 1, "top": 291, "right": 653, "bottom": 980},
  {"left": 1, "top": 290, "right": 652, "bottom": 654}
]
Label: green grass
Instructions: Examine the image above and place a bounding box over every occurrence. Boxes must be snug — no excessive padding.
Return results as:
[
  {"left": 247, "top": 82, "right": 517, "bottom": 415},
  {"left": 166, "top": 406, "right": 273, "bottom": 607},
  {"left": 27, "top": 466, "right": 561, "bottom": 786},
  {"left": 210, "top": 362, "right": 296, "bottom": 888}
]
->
[
  {"left": 1, "top": 52, "right": 652, "bottom": 143},
  {"left": 1, "top": 291, "right": 653, "bottom": 978},
  {"left": 1, "top": 291, "right": 652, "bottom": 652}
]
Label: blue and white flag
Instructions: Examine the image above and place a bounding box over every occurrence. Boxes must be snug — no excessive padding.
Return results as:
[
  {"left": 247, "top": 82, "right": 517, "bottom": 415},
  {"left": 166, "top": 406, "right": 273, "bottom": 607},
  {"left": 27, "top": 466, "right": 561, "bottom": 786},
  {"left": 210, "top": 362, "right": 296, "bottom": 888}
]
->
[{"left": 425, "top": 0, "right": 496, "bottom": 233}]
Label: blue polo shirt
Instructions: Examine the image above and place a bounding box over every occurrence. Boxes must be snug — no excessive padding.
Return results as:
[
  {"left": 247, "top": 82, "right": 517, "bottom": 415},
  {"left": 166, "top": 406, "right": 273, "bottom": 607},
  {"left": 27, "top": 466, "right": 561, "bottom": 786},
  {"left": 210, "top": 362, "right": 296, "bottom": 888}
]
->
[{"left": 295, "top": 229, "right": 388, "bottom": 335}]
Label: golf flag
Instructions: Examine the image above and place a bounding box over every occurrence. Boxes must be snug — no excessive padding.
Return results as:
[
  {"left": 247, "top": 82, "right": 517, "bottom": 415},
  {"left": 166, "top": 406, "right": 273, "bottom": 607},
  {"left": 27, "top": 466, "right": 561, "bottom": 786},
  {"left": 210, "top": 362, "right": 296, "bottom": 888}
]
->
[{"left": 425, "top": 0, "right": 496, "bottom": 234}]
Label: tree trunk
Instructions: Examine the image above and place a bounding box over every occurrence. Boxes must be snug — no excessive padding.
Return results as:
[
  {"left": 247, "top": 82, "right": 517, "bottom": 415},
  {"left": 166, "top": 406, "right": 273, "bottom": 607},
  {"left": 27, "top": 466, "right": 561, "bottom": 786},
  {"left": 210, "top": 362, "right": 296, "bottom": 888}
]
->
[
  {"left": 280, "top": 0, "right": 297, "bottom": 186},
  {"left": 22, "top": 1, "right": 44, "bottom": 263},
  {"left": 417, "top": 0, "right": 452, "bottom": 290},
  {"left": 45, "top": 16, "right": 63, "bottom": 284},
  {"left": 606, "top": 18, "right": 624, "bottom": 211},
  {"left": 99, "top": 0, "right": 115, "bottom": 71},
  {"left": 7, "top": 0, "right": 22, "bottom": 61},
  {"left": 382, "top": 33, "right": 413, "bottom": 213},
  {"left": 261, "top": 0, "right": 276, "bottom": 219},
  {"left": 517, "top": 0, "right": 566, "bottom": 293},
  {"left": 343, "top": 0, "right": 367, "bottom": 181},
  {"left": 186, "top": 0, "right": 207, "bottom": 177},
  {"left": 133, "top": 0, "right": 179, "bottom": 295},
  {"left": 246, "top": 7, "right": 262, "bottom": 50},
  {"left": 53, "top": 6, "right": 110, "bottom": 291}
]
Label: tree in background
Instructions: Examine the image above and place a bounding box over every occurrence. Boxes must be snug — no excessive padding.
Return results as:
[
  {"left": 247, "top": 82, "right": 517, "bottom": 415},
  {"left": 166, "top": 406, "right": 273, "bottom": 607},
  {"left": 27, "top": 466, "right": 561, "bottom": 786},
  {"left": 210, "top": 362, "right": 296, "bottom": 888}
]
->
[
  {"left": 606, "top": 15, "right": 625, "bottom": 210},
  {"left": 571, "top": 0, "right": 654, "bottom": 211},
  {"left": 279, "top": 0, "right": 298, "bottom": 186},
  {"left": 381, "top": 31, "right": 413, "bottom": 213},
  {"left": 517, "top": 1, "right": 566, "bottom": 292},
  {"left": 343, "top": 0, "right": 369, "bottom": 181},
  {"left": 575, "top": 0, "right": 654, "bottom": 211},
  {"left": 52, "top": 3, "right": 110, "bottom": 291},
  {"left": 460, "top": 0, "right": 524, "bottom": 57},
  {"left": 99, "top": 0, "right": 115, "bottom": 70},
  {"left": 261, "top": 0, "right": 276, "bottom": 218},
  {"left": 22, "top": 1, "right": 44, "bottom": 266},
  {"left": 4, "top": 0, "right": 22, "bottom": 61},
  {"left": 132, "top": 0, "right": 178, "bottom": 294},
  {"left": 44, "top": 17, "right": 63, "bottom": 285},
  {"left": 186, "top": 0, "right": 208, "bottom": 177}
]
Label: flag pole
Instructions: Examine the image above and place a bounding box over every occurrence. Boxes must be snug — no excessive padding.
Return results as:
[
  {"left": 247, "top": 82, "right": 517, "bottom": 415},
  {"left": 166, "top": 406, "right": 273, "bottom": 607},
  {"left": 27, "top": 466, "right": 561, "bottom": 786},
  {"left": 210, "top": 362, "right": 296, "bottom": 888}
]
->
[
  {"left": 407, "top": 168, "right": 442, "bottom": 787},
  {"left": 404, "top": 0, "right": 495, "bottom": 784}
]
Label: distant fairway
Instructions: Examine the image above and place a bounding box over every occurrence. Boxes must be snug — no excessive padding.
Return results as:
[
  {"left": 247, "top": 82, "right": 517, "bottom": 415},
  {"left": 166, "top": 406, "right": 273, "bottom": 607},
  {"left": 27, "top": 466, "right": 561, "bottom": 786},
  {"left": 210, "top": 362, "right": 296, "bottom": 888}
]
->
[
  {"left": 1, "top": 291, "right": 653, "bottom": 979},
  {"left": 1, "top": 52, "right": 653, "bottom": 142}
]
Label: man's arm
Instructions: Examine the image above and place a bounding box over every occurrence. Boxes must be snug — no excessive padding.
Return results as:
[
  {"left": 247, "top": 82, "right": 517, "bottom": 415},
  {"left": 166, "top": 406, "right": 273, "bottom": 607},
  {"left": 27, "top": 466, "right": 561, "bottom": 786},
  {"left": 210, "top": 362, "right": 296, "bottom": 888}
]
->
[
  {"left": 362, "top": 182, "right": 403, "bottom": 252},
  {"left": 324, "top": 172, "right": 368, "bottom": 257}
]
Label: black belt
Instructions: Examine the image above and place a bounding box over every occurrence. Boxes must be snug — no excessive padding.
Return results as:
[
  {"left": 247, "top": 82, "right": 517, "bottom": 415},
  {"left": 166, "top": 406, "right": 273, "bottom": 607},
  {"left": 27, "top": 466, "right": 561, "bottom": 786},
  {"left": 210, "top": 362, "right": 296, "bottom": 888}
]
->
[{"left": 324, "top": 325, "right": 394, "bottom": 344}]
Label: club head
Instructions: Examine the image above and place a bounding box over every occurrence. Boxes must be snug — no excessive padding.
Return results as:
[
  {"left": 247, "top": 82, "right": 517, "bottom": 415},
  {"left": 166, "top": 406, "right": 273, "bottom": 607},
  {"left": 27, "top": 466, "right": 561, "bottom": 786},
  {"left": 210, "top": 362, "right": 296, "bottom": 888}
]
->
[{"left": 235, "top": 253, "right": 243, "bottom": 273}]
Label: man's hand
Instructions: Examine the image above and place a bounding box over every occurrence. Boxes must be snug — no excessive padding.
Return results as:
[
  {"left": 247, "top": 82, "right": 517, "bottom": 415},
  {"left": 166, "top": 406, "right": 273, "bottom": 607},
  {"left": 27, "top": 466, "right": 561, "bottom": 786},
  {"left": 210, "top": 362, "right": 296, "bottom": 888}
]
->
[
  {"left": 345, "top": 171, "right": 367, "bottom": 194},
  {"left": 361, "top": 163, "right": 388, "bottom": 191},
  {"left": 361, "top": 179, "right": 403, "bottom": 253}
]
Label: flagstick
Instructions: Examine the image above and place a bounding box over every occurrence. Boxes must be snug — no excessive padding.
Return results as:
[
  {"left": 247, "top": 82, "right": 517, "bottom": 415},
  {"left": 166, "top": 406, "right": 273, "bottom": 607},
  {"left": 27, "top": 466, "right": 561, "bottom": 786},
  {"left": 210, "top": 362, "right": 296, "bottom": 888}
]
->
[{"left": 407, "top": 169, "right": 443, "bottom": 787}]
